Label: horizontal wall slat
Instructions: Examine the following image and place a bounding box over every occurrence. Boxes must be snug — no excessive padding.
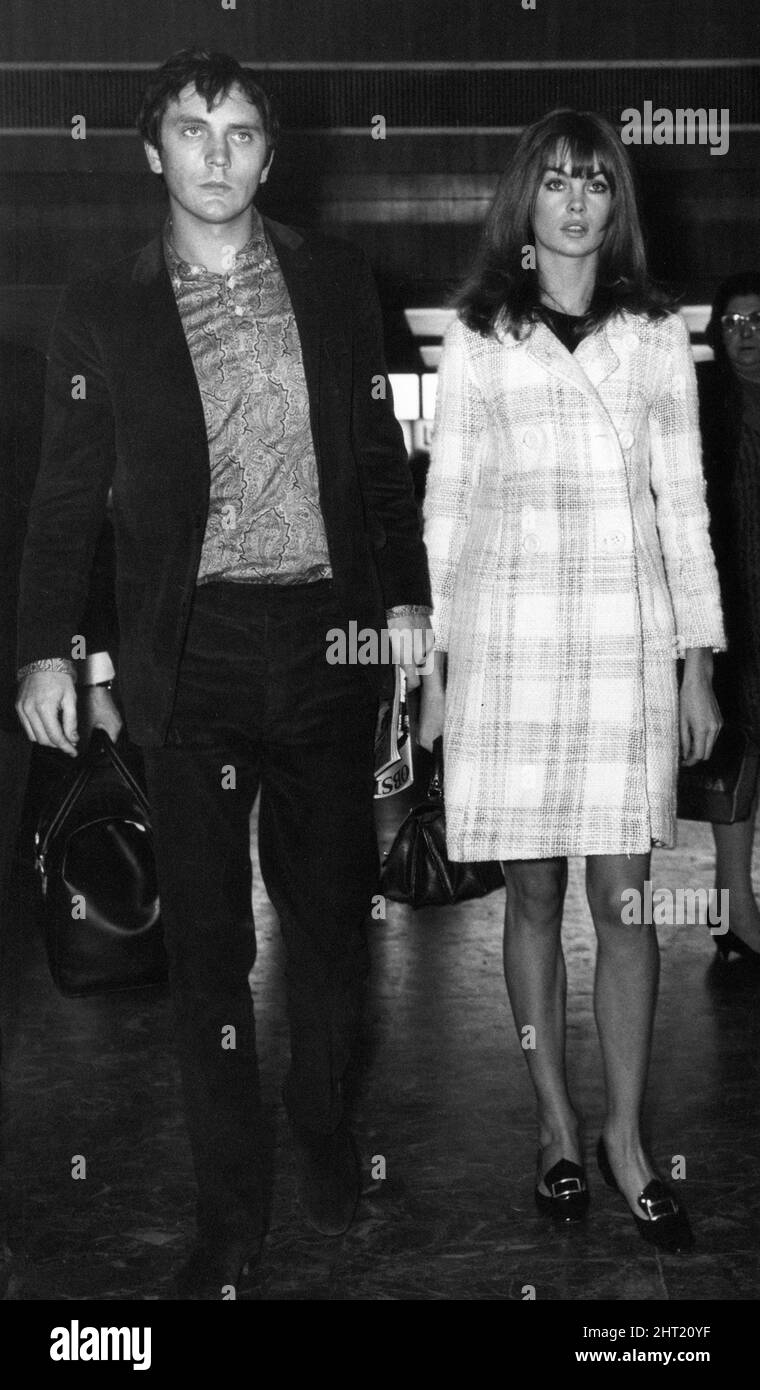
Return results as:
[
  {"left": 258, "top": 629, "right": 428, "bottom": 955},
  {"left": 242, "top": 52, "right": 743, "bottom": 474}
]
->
[{"left": 0, "top": 64, "right": 758, "bottom": 130}]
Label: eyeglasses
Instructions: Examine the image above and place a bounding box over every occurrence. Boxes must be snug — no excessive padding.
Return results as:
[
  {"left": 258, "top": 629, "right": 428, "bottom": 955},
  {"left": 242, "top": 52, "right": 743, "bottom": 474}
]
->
[{"left": 720, "top": 311, "right": 760, "bottom": 335}]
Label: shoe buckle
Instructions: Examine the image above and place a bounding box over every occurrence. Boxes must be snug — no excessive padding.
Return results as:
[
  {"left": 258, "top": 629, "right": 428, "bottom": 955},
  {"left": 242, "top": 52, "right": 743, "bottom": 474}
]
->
[
  {"left": 551, "top": 1176, "right": 583, "bottom": 1198},
  {"left": 641, "top": 1193, "right": 678, "bottom": 1221}
]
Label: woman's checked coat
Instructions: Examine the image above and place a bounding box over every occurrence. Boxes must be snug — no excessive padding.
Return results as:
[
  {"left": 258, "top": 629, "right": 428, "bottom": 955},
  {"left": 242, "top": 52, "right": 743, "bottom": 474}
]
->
[{"left": 424, "top": 310, "right": 726, "bottom": 860}]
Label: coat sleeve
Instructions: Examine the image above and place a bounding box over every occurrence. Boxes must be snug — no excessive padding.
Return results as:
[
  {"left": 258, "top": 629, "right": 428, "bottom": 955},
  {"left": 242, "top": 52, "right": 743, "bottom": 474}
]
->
[
  {"left": 648, "top": 313, "right": 726, "bottom": 652},
  {"left": 77, "top": 514, "right": 119, "bottom": 669},
  {"left": 348, "top": 249, "right": 431, "bottom": 610},
  {"left": 16, "top": 283, "right": 116, "bottom": 670},
  {"left": 423, "top": 318, "right": 489, "bottom": 651}
]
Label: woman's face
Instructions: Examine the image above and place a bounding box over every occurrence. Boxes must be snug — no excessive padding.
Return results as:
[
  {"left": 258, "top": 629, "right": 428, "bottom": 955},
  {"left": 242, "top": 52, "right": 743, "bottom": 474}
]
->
[
  {"left": 531, "top": 146, "right": 612, "bottom": 266},
  {"left": 721, "top": 293, "right": 760, "bottom": 379}
]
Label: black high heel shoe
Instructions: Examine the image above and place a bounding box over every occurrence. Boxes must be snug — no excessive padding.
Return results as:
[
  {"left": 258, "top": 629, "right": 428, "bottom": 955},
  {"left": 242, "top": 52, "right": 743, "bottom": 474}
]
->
[
  {"left": 714, "top": 928, "right": 760, "bottom": 964},
  {"left": 534, "top": 1157, "right": 590, "bottom": 1223},
  {"left": 596, "top": 1138, "right": 694, "bottom": 1252}
]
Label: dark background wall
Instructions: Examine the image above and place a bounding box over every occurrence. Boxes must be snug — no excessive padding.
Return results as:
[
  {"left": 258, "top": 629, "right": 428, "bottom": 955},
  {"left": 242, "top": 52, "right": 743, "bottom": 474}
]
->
[
  {"left": 1, "top": 0, "right": 756, "bottom": 63},
  {"left": 1, "top": 1, "right": 758, "bottom": 365}
]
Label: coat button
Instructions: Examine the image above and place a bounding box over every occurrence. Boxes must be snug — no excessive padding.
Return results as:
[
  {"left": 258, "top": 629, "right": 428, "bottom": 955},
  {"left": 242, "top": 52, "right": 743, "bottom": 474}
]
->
[
  {"left": 522, "top": 533, "right": 540, "bottom": 553},
  {"left": 521, "top": 426, "right": 543, "bottom": 450},
  {"left": 619, "top": 430, "right": 634, "bottom": 450}
]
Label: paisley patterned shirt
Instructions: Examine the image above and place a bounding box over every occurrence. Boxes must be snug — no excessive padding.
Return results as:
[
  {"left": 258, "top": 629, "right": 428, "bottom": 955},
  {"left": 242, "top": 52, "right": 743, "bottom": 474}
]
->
[{"left": 164, "top": 215, "right": 332, "bottom": 585}]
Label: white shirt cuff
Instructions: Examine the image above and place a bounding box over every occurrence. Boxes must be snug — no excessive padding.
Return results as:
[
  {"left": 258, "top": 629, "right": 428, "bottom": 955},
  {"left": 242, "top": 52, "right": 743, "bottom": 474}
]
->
[{"left": 79, "top": 651, "right": 116, "bottom": 685}]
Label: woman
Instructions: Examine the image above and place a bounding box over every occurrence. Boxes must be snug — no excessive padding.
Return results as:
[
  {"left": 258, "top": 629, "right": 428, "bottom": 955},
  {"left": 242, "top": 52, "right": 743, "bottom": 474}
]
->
[
  {"left": 700, "top": 273, "right": 760, "bottom": 962},
  {"left": 420, "top": 109, "right": 724, "bottom": 1250}
]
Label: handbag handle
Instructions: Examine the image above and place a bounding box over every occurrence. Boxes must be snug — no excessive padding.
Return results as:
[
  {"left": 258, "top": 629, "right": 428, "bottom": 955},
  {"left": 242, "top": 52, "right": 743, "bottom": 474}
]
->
[
  {"left": 36, "top": 757, "right": 96, "bottom": 873},
  {"left": 36, "top": 728, "right": 151, "bottom": 871},
  {"left": 428, "top": 736, "right": 444, "bottom": 800},
  {"left": 86, "top": 728, "right": 151, "bottom": 819}
]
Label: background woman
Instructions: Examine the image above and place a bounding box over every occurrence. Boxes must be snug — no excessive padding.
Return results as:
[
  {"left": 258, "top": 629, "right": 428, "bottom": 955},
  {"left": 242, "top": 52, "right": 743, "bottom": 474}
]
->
[
  {"left": 420, "top": 109, "right": 724, "bottom": 1250},
  {"left": 700, "top": 272, "right": 760, "bottom": 963}
]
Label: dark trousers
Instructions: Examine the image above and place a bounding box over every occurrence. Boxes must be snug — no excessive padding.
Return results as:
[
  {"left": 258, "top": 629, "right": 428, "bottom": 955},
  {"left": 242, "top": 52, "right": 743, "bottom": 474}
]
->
[
  {"left": 0, "top": 730, "right": 31, "bottom": 920},
  {"left": 0, "top": 729, "right": 32, "bottom": 1201},
  {"left": 142, "top": 581, "right": 378, "bottom": 1248}
]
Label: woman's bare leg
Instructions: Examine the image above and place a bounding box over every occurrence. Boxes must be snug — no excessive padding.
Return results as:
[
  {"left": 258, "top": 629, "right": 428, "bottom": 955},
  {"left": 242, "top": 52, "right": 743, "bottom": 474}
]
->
[
  {"left": 502, "top": 857, "right": 581, "bottom": 1186},
  {"left": 586, "top": 852, "right": 660, "bottom": 1213}
]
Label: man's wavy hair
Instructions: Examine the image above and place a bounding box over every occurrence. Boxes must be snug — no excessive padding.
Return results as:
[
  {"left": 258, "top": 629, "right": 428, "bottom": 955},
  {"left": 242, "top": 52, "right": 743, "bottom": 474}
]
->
[
  {"left": 455, "top": 108, "right": 674, "bottom": 338},
  {"left": 137, "top": 48, "right": 279, "bottom": 159}
]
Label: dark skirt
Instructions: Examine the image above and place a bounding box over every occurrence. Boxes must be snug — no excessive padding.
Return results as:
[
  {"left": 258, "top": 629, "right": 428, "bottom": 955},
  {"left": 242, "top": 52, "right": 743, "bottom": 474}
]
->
[{"left": 712, "top": 649, "right": 760, "bottom": 747}]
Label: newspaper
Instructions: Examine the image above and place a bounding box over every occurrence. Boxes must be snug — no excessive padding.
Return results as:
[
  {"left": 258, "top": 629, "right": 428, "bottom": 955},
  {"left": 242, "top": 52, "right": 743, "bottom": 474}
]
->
[{"left": 374, "top": 666, "right": 414, "bottom": 798}]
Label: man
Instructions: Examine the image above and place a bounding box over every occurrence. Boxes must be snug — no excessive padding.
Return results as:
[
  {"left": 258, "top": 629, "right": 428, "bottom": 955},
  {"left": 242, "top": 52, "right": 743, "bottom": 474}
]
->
[{"left": 16, "top": 48, "right": 431, "bottom": 1299}]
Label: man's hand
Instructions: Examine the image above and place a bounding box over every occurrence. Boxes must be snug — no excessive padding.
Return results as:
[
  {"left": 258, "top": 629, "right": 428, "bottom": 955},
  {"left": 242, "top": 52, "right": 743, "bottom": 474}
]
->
[
  {"left": 80, "top": 686, "right": 123, "bottom": 745},
  {"left": 16, "top": 671, "right": 79, "bottom": 757},
  {"left": 385, "top": 613, "right": 435, "bottom": 692}
]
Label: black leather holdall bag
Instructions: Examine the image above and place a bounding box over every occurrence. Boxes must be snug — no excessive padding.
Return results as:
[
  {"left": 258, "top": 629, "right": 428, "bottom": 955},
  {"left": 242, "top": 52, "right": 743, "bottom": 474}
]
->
[
  {"left": 34, "top": 728, "right": 167, "bottom": 996},
  {"left": 380, "top": 737, "right": 504, "bottom": 908}
]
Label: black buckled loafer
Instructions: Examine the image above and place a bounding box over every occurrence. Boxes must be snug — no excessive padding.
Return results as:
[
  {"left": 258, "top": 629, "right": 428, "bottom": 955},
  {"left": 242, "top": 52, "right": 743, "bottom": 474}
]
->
[
  {"left": 632, "top": 1179, "right": 694, "bottom": 1252},
  {"left": 597, "top": 1137, "right": 694, "bottom": 1252},
  {"left": 534, "top": 1158, "right": 590, "bottom": 1223}
]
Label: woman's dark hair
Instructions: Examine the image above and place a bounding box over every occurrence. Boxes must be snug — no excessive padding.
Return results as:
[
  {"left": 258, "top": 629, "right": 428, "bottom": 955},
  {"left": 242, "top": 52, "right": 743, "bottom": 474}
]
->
[
  {"left": 137, "top": 48, "right": 279, "bottom": 158},
  {"left": 705, "top": 271, "right": 760, "bottom": 375},
  {"left": 455, "top": 108, "right": 674, "bottom": 338}
]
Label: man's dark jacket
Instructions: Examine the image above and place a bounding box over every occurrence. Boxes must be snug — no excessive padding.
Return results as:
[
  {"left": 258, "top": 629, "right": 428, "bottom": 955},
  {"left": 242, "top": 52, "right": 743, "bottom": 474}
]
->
[
  {"left": 17, "top": 218, "right": 430, "bottom": 746},
  {"left": 1, "top": 341, "right": 116, "bottom": 732}
]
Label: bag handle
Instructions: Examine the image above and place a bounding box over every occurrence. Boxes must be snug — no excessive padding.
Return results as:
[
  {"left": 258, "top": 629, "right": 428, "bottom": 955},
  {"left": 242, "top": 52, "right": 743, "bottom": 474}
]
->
[
  {"left": 36, "top": 728, "right": 151, "bottom": 871},
  {"left": 87, "top": 728, "right": 152, "bottom": 819},
  {"left": 428, "top": 736, "right": 444, "bottom": 800},
  {"left": 36, "top": 757, "right": 97, "bottom": 869}
]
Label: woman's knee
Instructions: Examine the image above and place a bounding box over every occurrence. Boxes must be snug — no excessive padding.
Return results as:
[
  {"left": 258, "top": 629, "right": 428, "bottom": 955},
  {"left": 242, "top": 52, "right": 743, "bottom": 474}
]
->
[
  {"left": 503, "top": 858, "right": 567, "bottom": 927},
  {"left": 586, "top": 856, "right": 651, "bottom": 933},
  {"left": 590, "top": 890, "right": 659, "bottom": 955},
  {"left": 587, "top": 880, "right": 628, "bottom": 930}
]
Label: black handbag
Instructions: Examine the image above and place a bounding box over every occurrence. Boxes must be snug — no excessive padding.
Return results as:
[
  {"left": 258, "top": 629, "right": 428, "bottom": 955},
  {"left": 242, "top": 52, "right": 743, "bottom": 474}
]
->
[
  {"left": 380, "top": 737, "right": 504, "bottom": 908},
  {"left": 34, "top": 727, "right": 167, "bottom": 996},
  {"left": 677, "top": 723, "right": 760, "bottom": 824}
]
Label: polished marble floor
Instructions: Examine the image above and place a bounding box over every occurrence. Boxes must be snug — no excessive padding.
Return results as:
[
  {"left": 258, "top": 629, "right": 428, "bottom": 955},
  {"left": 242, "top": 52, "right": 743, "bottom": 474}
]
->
[{"left": 1, "top": 787, "right": 758, "bottom": 1303}]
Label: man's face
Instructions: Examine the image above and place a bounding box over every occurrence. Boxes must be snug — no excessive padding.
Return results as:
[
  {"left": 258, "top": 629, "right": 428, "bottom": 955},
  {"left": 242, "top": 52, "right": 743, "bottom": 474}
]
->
[
  {"left": 144, "top": 82, "right": 273, "bottom": 229},
  {"left": 722, "top": 293, "right": 760, "bottom": 380}
]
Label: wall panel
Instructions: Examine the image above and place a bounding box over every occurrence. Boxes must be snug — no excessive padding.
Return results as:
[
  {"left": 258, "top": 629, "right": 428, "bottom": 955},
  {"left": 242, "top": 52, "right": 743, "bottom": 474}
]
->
[
  {"left": 1, "top": 0, "right": 758, "bottom": 64},
  {"left": 1, "top": 0, "right": 758, "bottom": 366}
]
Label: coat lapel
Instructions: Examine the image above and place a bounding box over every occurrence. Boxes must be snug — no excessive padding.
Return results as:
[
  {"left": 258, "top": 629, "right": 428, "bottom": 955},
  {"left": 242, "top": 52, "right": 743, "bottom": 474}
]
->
[
  {"left": 264, "top": 218, "right": 324, "bottom": 413},
  {"left": 524, "top": 319, "right": 621, "bottom": 411},
  {"left": 575, "top": 321, "right": 622, "bottom": 392},
  {"left": 127, "top": 223, "right": 327, "bottom": 426},
  {"left": 128, "top": 238, "right": 209, "bottom": 444},
  {"left": 124, "top": 222, "right": 330, "bottom": 488}
]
